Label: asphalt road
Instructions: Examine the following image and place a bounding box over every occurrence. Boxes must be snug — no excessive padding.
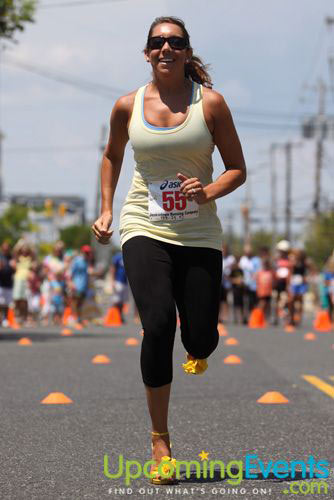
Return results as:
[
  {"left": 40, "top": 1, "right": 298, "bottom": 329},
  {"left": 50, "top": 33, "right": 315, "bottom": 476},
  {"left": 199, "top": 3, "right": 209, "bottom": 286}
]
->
[{"left": 0, "top": 314, "right": 334, "bottom": 500}]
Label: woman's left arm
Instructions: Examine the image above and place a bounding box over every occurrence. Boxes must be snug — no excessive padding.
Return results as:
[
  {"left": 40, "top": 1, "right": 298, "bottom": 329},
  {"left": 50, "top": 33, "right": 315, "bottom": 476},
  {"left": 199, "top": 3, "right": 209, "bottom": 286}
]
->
[{"left": 204, "top": 91, "right": 247, "bottom": 202}]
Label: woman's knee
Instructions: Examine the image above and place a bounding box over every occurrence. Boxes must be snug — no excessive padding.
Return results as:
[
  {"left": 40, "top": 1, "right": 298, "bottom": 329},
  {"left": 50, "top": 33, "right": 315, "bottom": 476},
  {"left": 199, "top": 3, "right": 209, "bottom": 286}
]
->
[
  {"left": 141, "top": 344, "right": 173, "bottom": 387},
  {"left": 182, "top": 327, "right": 219, "bottom": 358}
]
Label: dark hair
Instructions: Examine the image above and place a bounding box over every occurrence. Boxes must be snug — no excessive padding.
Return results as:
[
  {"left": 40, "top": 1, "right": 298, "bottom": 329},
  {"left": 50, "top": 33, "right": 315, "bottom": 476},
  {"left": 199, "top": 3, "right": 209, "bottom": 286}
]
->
[{"left": 144, "top": 16, "right": 213, "bottom": 89}]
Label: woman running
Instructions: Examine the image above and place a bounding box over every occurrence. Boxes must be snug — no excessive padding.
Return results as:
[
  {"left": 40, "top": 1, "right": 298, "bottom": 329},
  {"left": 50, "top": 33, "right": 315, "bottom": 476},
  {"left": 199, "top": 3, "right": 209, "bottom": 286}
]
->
[{"left": 92, "top": 16, "right": 246, "bottom": 484}]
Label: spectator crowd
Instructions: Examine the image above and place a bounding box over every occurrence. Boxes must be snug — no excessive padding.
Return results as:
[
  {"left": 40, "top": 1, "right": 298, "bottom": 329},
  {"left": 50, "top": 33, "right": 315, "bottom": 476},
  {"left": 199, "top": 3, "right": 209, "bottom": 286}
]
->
[
  {"left": 219, "top": 240, "right": 334, "bottom": 327},
  {"left": 0, "top": 240, "right": 105, "bottom": 327},
  {"left": 0, "top": 237, "right": 333, "bottom": 329}
]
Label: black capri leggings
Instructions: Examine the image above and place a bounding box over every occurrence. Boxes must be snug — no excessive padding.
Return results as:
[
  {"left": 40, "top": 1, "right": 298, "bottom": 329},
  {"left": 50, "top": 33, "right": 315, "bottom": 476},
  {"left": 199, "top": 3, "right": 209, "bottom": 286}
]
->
[{"left": 122, "top": 236, "right": 222, "bottom": 388}]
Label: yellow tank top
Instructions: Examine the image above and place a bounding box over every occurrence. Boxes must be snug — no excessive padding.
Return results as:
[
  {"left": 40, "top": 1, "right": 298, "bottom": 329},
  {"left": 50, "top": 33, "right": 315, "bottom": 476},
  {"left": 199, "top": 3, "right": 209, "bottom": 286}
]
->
[{"left": 119, "top": 80, "right": 223, "bottom": 251}]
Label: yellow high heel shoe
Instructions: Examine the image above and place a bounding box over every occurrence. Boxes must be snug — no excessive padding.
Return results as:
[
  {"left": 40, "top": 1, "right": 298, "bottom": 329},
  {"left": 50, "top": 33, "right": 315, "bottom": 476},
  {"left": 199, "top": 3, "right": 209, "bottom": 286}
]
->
[
  {"left": 150, "top": 431, "right": 176, "bottom": 485},
  {"left": 182, "top": 353, "right": 208, "bottom": 374}
]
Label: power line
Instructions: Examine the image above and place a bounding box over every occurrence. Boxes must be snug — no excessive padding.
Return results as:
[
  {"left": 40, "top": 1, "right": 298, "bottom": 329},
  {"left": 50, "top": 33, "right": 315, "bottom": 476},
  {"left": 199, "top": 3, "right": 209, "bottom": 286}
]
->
[
  {"left": 3, "top": 59, "right": 307, "bottom": 130},
  {"left": 4, "top": 145, "right": 97, "bottom": 153},
  {"left": 3, "top": 58, "right": 325, "bottom": 124},
  {"left": 2, "top": 57, "right": 125, "bottom": 97},
  {"left": 39, "top": 0, "right": 127, "bottom": 8}
]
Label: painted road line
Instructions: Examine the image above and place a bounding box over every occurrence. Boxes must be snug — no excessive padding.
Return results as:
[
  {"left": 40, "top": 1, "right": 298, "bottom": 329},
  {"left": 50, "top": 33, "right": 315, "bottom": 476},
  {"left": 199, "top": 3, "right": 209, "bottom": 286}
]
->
[{"left": 302, "top": 375, "right": 334, "bottom": 399}]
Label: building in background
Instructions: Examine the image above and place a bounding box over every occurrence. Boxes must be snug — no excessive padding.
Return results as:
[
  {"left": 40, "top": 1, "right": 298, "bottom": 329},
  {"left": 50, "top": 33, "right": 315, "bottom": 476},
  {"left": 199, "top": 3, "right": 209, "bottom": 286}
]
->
[{"left": 8, "top": 194, "right": 86, "bottom": 245}]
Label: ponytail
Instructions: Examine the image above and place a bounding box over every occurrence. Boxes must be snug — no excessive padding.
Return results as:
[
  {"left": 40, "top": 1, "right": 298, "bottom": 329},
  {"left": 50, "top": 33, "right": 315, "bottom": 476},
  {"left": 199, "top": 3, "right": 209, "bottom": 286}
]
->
[{"left": 185, "top": 55, "right": 213, "bottom": 89}]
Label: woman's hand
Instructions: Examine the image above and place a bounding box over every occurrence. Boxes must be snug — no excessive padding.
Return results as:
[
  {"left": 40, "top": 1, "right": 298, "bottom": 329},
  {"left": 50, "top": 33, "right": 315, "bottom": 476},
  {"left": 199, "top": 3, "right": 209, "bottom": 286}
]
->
[
  {"left": 91, "top": 211, "right": 113, "bottom": 245},
  {"left": 177, "top": 173, "right": 208, "bottom": 205}
]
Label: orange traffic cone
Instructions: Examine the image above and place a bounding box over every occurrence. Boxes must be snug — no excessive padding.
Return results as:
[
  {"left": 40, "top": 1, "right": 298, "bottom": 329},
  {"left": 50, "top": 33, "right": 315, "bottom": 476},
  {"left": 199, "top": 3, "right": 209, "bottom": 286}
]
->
[
  {"left": 104, "top": 306, "right": 122, "bottom": 327},
  {"left": 224, "top": 337, "right": 239, "bottom": 346},
  {"left": 304, "top": 332, "right": 316, "bottom": 341},
  {"left": 7, "top": 308, "right": 19, "bottom": 329},
  {"left": 41, "top": 392, "right": 73, "bottom": 404},
  {"left": 223, "top": 355, "right": 242, "bottom": 364},
  {"left": 313, "top": 310, "right": 332, "bottom": 332},
  {"left": 62, "top": 306, "right": 76, "bottom": 325},
  {"left": 61, "top": 328, "right": 73, "bottom": 336},
  {"left": 17, "top": 337, "right": 32, "bottom": 345},
  {"left": 248, "top": 308, "right": 266, "bottom": 328},
  {"left": 92, "top": 354, "right": 111, "bottom": 364},
  {"left": 257, "top": 391, "right": 289, "bottom": 404},
  {"left": 126, "top": 337, "right": 139, "bottom": 346}
]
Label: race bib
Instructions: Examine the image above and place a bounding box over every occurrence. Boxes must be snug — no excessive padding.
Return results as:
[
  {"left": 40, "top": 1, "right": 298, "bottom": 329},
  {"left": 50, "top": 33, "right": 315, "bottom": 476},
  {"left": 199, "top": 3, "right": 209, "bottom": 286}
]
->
[
  {"left": 291, "top": 275, "right": 303, "bottom": 285},
  {"left": 148, "top": 179, "right": 199, "bottom": 222},
  {"left": 277, "top": 267, "right": 289, "bottom": 279}
]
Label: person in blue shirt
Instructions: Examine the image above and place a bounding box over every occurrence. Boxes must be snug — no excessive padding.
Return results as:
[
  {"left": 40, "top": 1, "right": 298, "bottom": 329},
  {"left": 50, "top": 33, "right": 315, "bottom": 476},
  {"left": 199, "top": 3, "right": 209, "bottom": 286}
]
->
[
  {"left": 70, "top": 246, "right": 90, "bottom": 324},
  {"left": 323, "top": 256, "right": 334, "bottom": 322},
  {"left": 110, "top": 251, "right": 129, "bottom": 323},
  {"left": 50, "top": 270, "right": 66, "bottom": 325}
]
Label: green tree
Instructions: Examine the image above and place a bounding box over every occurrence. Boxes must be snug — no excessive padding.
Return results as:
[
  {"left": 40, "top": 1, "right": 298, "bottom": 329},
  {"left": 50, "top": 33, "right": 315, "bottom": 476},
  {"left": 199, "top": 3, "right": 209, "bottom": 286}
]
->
[
  {"left": 38, "top": 242, "right": 54, "bottom": 258},
  {"left": 60, "top": 224, "right": 92, "bottom": 249},
  {"left": 0, "top": 204, "right": 33, "bottom": 244},
  {"left": 250, "top": 229, "right": 272, "bottom": 253},
  {"left": 304, "top": 211, "right": 334, "bottom": 269},
  {"left": 0, "top": 0, "right": 36, "bottom": 42}
]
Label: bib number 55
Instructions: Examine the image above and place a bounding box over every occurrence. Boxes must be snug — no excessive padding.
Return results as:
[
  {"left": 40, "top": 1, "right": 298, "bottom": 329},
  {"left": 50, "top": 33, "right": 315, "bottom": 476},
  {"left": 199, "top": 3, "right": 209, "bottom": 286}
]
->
[{"left": 162, "top": 191, "right": 187, "bottom": 212}]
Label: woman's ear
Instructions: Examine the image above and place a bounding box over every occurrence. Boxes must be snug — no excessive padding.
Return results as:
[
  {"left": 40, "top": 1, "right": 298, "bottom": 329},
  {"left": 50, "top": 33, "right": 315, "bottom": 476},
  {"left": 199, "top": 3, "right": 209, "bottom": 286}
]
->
[{"left": 144, "top": 49, "right": 150, "bottom": 62}]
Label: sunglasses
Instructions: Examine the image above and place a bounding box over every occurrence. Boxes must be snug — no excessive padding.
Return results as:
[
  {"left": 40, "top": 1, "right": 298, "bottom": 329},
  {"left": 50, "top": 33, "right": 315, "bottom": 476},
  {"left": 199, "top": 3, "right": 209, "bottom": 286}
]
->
[{"left": 147, "top": 36, "right": 189, "bottom": 51}]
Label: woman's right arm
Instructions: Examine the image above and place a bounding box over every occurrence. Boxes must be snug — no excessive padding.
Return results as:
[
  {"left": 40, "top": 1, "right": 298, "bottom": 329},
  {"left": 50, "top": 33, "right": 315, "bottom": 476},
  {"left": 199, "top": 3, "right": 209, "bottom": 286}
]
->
[{"left": 91, "top": 95, "right": 130, "bottom": 244}]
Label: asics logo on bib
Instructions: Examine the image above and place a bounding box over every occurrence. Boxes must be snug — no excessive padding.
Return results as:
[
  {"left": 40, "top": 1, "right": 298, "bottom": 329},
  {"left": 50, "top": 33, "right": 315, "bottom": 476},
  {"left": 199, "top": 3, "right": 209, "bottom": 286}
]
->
[{"left": 159, "top": 180, "right": 181, "bottom": 190}]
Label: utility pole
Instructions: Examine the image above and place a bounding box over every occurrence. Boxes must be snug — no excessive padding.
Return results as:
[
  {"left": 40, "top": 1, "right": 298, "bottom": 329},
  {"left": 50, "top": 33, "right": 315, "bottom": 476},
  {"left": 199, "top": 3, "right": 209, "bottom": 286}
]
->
[
  {"left": 313, "top": 78, "right": 326, "bottom": 215},
  {"left": 285, "top": 142, "right": 292, "bottom": 241},
  {"left": 325, "top": 16, "right": 334, "bottom": 100},
  {"left": 284, "top": 142, "right": 302, "bottom": 242},
  {"left": 270, "top": 144, "right": 278, "bottom": 249}
]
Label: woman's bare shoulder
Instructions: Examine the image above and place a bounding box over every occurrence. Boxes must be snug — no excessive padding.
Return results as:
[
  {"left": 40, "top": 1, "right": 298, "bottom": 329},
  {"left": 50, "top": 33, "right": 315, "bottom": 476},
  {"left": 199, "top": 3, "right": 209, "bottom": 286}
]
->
[
  {"left": 202, "top": 86, "right": 230, "bottom": 114},
  {"left": 111, "top": 88, "right": 141, "bottom": 127},
  {"left": 201, "top": 86, "right": 231, "bottom": 134},
  {"left": 114, "top": 88, "right": 139, "bottom": 114}
]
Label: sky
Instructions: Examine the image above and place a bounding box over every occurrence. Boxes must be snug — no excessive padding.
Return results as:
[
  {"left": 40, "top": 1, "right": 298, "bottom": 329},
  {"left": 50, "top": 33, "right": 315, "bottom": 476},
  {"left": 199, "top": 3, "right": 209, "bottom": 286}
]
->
[{"left": 1, "top": 0, "right": 334, "bottom": 245}]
